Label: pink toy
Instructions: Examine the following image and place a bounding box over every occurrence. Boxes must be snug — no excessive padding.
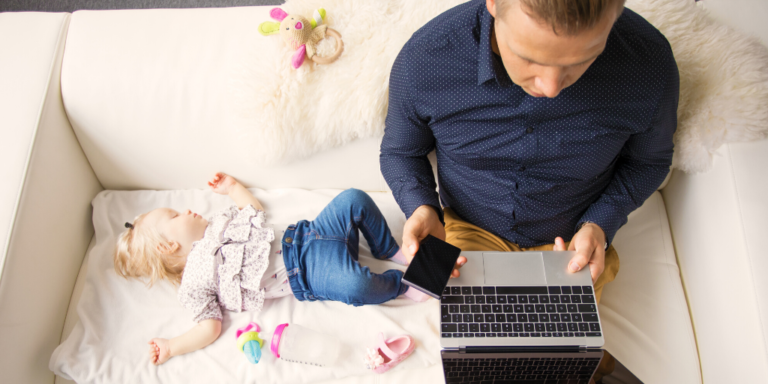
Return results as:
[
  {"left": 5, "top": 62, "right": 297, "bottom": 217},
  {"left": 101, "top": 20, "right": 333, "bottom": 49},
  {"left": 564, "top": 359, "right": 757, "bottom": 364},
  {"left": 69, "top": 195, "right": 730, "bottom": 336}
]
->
[
  {"left": 258, "top": 7, "right": 344, "bottom": 69},
  {"left": 236, "top": 322, "right": 265, "bottom": 364}
]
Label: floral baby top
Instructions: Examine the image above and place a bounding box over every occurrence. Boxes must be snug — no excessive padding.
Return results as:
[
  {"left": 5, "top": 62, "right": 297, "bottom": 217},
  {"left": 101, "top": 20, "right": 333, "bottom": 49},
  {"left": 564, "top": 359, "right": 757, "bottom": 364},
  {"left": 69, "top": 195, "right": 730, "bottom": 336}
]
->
[{"left": 178, "top": 204, "right": 285, "bottom": 323}]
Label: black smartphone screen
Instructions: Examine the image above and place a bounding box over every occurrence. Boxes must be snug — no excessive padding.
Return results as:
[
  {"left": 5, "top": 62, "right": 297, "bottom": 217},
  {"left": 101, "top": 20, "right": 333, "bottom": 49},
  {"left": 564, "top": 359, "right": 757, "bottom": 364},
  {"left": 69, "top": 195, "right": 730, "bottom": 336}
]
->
[{"left": 401, "top": 235, "right": 462, "bottom": 299}]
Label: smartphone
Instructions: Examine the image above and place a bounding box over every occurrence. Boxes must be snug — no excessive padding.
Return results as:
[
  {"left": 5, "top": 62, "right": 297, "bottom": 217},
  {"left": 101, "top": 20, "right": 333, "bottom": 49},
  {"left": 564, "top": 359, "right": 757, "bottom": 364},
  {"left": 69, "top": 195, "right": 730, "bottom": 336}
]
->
[{"left": 401, "top": 235, "right": 462, "bottom": 299}]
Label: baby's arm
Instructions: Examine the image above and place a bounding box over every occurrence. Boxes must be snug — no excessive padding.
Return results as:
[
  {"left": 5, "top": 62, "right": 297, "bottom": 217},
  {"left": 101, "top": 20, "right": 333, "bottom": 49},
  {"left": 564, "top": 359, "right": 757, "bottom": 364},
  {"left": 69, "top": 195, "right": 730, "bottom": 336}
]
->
[
  {"left": 148, "top": 319, "right": 221, "bottom": 365},
  {"left": 208, "top": 172, "right": 264, "bottom": 211}
]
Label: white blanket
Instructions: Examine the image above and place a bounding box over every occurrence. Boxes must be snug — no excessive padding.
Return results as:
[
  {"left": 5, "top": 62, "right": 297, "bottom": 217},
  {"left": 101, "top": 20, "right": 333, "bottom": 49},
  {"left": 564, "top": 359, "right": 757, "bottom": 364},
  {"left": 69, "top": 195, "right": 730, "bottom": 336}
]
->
[{"left": 50, "top": 189, "right": 443, "bottom": 384}]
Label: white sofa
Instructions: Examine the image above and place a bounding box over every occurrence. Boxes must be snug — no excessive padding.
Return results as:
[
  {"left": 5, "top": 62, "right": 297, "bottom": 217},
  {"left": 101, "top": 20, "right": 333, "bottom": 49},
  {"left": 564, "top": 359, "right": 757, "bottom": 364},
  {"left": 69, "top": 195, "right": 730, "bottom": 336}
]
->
[{"left": 0, "top": 1, "right": 766, "bottom": 383}]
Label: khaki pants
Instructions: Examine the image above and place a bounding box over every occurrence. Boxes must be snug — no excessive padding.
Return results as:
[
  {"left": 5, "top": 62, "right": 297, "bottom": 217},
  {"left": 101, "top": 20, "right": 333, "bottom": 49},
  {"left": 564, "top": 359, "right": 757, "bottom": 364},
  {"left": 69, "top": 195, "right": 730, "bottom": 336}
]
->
[{"left": 444, "top": 207, "right": 620, "bottom": 380}]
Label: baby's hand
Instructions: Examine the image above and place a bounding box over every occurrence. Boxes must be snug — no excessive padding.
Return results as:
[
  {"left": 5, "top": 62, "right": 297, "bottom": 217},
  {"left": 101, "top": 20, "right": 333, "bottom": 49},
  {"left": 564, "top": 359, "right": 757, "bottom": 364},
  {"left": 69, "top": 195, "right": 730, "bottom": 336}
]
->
[
  {"left": 148, "top": 338, "right": 172, "bottom": 365},
  {"left": 208, "top": 172, "right": 238, "bottom": 195}
]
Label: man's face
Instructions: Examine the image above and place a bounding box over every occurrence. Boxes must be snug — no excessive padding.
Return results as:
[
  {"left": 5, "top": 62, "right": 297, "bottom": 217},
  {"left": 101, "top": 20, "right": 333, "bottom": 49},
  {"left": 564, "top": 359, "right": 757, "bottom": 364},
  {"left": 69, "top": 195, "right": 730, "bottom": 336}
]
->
[{"left": 487, "top": 0, "right": 619, "bottom": 98}]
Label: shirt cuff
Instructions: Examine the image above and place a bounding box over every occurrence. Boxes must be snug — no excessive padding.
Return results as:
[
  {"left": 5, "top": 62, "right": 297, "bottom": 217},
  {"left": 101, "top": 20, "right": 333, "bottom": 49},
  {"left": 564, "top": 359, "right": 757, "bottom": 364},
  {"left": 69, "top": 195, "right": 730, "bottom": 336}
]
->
[
  {"left": 397, "top": 187, "right": 444, "bottom": 225},
  {"left": 576, "top": 203, "right": 625, "bottom": 247}
]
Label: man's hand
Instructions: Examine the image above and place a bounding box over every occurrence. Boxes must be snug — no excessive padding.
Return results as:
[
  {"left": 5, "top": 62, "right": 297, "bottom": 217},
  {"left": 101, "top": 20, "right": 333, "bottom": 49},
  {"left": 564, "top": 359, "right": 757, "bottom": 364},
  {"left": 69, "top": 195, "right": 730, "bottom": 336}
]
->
[
  {"left": 148, "top": 338, "right": 172, "bottom": 365},
  {"left": 553, "top": 222, "right": 606, "bottom": 283},
  {"left": 402, "top": 205, "right": 467, "bottom": 278}
]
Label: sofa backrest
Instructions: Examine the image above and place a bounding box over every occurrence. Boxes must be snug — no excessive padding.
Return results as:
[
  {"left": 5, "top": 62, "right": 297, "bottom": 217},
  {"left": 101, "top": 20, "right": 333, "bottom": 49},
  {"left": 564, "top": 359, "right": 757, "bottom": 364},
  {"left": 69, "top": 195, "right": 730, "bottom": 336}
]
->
[{"left": 61, "top": 6, "right": 388, "bottom": 192}]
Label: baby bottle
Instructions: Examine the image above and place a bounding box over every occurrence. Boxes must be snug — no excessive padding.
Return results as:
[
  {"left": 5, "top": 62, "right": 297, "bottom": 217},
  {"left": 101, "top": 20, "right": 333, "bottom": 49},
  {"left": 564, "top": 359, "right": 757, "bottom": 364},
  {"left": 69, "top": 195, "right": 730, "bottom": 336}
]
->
[{"left": 270, "top": 323, "right": 341, "bottom": 367}]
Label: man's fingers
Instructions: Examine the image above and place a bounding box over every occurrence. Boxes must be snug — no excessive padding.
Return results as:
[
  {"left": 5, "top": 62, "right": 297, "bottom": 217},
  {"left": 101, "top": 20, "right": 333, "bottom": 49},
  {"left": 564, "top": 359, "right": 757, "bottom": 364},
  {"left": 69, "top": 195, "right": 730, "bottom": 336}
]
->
[
  {"left": 589, "top": 261, "right": 602, "bottom": 283},
  {"left": 568, "top": 251, "right": 589, "bottom": 273},
  {"left": 450, "top": 256, "right": 467, "bottom": 278},
  {"left": 402, "top": 232, "right": 420, "bottom": 259},
  {"left": 553, "top": 237, "right": 566, "bottom": 251}
]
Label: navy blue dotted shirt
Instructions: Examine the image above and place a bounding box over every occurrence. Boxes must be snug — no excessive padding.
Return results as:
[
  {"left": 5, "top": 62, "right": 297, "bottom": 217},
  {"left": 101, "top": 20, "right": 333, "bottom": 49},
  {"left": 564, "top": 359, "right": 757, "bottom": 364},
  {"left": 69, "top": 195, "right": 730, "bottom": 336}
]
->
[{"left": 380, "top": 0, "right": 678, "bottom": 247}]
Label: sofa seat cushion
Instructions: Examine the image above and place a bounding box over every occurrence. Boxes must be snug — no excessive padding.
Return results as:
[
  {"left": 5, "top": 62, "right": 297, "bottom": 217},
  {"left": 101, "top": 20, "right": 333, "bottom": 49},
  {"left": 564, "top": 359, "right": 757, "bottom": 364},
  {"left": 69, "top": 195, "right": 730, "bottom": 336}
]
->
[
  {"left": 51, "top": 189, "right": 698, "bottom": 383},
  {"left": 603, "top": 192, "right": 701, "bottom": 383}
]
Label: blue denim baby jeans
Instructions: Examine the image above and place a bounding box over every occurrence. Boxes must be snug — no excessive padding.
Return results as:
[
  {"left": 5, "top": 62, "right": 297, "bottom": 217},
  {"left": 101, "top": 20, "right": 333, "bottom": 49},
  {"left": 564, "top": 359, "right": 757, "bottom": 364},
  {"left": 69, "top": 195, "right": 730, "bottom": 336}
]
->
[{"left": 282, "top": 189, "right": 407, "bottom": 306}]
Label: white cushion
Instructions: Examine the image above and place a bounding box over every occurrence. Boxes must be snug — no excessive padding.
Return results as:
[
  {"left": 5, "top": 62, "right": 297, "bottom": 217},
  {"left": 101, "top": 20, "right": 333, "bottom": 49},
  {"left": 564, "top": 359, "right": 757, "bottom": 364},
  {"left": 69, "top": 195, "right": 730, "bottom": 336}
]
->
[
  {"left": 662, "top": 138, "right": 768, "bottom": 383},
  {"left": 52, "top": 187, "right": 696, "bottom": 383},
  {"left": 61, "top": 7, "right": 386, "bottom": 191},
  {"left": 603, "top": 192, "right": 701, "bottom": 383}
]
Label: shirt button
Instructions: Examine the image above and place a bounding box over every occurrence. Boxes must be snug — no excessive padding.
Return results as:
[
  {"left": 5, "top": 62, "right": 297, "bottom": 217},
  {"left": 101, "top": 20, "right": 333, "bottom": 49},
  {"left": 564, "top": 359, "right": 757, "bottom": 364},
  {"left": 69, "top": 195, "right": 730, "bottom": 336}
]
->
[
  {"left": 518, "top": 166, "right": 526, "bottom": 172},
  {"left": 512, "top": 224, "right": 519, "bottom": 231},
  {"left": 526, "top": 127, "right": 534, "bottom": 134},
  {"left": 285, "top": 237, "right": 293, "bottom": 244}
]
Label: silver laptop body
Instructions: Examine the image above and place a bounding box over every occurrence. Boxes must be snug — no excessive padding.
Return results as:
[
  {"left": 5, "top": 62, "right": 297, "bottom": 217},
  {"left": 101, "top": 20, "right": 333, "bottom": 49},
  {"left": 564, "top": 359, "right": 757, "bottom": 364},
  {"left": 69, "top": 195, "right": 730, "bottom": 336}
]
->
[{"left": 440, "top": 251, "right": 605, "bottom": 349}]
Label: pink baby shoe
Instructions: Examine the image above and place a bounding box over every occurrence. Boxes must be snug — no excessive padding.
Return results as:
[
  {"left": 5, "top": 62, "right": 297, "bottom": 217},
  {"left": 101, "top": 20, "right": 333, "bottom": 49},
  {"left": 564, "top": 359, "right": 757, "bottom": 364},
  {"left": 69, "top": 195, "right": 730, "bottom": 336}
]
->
[{"left": 363, "top": 333, "right": 416, "bottom": 374}]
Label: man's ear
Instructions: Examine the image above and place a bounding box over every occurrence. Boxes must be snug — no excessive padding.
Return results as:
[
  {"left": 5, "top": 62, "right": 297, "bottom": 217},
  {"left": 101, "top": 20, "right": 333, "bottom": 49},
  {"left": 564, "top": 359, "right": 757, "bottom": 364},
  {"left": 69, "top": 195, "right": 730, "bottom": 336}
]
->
[
  {"left": 156, "top": 241, "right": 180, "bottom": 255},
  {"left": 486, "top": 0, "right": 497, "bottom": 18}
]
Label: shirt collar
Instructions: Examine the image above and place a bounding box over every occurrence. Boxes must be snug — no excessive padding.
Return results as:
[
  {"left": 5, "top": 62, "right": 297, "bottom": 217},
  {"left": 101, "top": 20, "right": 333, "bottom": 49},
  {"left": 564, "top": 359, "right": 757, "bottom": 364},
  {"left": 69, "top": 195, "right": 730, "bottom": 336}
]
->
[{"left": 477, "top": 6, "right": 513, "bottom": 87}]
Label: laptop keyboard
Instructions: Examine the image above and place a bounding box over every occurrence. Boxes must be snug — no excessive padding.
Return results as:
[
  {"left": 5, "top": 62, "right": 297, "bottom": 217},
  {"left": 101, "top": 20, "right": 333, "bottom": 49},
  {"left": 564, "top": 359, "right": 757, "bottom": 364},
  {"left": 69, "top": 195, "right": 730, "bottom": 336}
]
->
[
  {"left": 443, "top": 356, "right": 601, "bottom": 383},
  {"left": 440, "top": 286, "right": 602, "bottom": 338}
]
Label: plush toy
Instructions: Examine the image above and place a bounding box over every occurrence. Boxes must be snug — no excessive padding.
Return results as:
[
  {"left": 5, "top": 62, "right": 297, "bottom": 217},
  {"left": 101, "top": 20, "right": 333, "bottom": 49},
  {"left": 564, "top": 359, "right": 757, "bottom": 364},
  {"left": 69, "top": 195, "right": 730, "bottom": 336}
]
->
[{"left": 258, "top": 7, "right": 344, "bottom": 69}]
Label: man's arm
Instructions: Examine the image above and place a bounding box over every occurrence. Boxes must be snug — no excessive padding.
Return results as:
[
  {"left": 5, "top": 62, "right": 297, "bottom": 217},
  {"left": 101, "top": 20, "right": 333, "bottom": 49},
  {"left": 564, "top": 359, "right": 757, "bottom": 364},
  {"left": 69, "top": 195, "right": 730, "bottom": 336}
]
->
[
  {"left": 380, "top": 47, "right": 441, "bottom": 223},
  {"left": 380, "top": 47, "right": 466, "bottom": 274},
  {"left": 567, "top": 51, "right": 679, "bottom": 282}
]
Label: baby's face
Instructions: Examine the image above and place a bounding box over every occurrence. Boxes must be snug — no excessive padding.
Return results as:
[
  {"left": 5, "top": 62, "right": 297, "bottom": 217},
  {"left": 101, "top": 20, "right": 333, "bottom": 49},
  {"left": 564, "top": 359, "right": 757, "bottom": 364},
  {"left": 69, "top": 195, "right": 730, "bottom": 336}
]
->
[{"left": 145, "top": 208, "right": 208, "bottom": 256}]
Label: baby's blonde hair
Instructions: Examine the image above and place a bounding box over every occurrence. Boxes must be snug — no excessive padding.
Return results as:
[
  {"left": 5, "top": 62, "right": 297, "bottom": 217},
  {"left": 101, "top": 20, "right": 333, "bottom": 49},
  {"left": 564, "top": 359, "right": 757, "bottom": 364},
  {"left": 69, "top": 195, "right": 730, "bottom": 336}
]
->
[{"left": 114, "top": 212, "right": 185, "bottom": 286}]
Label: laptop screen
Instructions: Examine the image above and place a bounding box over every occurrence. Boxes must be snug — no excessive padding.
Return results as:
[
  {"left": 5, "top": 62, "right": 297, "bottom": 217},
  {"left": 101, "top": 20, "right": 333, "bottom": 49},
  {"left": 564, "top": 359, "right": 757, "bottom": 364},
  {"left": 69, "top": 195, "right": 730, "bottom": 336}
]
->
[{"left": 441, "top": 349, "right": 603, "bottom": 384}]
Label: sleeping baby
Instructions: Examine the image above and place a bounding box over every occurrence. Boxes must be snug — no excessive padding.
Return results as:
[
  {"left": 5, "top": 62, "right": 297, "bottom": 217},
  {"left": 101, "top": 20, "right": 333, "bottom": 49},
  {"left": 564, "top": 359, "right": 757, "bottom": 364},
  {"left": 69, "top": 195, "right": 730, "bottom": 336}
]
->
[{"left": 114, "top": 172, "right": 427, "bottom": 365}]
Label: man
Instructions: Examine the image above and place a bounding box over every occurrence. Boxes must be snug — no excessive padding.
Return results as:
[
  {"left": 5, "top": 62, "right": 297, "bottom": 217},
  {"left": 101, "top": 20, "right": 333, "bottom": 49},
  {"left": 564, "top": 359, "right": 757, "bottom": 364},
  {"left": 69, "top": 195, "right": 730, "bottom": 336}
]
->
[{"left": 381, "top": 0, "right": 678, "bottom": 379}]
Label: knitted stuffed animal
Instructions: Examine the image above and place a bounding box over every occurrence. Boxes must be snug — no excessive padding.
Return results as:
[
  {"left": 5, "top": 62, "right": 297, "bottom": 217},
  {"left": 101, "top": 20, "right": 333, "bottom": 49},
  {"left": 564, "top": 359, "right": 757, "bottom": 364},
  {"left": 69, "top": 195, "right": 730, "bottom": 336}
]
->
[{"left": 258, "top": 8, "right": 344, "bottom": 69}]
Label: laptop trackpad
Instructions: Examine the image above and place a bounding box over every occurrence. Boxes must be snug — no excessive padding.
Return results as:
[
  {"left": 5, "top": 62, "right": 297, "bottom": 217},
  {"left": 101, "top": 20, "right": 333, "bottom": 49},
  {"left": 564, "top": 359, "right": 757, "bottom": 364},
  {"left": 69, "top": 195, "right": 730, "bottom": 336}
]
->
[{"left": 483, "top": 252, "right": 547, "bottom": 286}]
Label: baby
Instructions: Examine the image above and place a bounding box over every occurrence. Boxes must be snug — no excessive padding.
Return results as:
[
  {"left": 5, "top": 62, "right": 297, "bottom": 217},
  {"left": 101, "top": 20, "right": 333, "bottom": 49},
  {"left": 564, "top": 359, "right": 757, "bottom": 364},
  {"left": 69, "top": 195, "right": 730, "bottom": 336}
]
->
[{"left": 114, "top": 172, "right": 428, "bottom": 365}]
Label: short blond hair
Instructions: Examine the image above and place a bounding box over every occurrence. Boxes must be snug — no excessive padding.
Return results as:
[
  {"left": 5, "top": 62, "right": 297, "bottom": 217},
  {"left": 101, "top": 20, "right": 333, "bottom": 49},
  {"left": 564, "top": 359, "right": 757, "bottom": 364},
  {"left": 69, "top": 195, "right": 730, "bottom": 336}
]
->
[
  {"left": 114, "top": 212, "right": 185, "bottom": 286},
  {"left": 499, "top": 0, "right": 626, "bottom": 35}
]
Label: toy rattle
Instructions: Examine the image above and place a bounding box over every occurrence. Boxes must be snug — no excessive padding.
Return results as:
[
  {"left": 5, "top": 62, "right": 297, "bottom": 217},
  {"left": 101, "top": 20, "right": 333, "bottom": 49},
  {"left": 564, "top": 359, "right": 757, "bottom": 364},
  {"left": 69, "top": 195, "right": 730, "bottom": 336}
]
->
[
  {"left": 258, "top": 7, "right": 344, "bottom": 69},
  {"left": 236, "top": 322, "right": 265, "bottom": 364}
]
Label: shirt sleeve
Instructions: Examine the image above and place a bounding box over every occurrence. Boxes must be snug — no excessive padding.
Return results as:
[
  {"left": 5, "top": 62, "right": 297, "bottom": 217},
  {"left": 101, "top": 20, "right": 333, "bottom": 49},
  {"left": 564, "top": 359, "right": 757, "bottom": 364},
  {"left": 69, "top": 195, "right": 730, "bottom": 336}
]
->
[
  {"left": 578, "top": 51, "right": 679, "bottom": 245},
  {"left": 380, "top": 44, "right": 443, "bottom": 222},
  {"left": 178, "top": 249, "right": 223, "bottom": 323}
]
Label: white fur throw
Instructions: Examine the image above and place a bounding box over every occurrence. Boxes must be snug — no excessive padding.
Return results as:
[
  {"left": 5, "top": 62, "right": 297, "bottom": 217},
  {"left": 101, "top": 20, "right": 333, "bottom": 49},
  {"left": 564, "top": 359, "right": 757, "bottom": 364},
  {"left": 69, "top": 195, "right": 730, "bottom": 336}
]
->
[
  {"left": 628, "top": 0, "right": 768, "bottom": 172},
  {"left": 230, "top": 0, "right": 768, "bottom": 173}
]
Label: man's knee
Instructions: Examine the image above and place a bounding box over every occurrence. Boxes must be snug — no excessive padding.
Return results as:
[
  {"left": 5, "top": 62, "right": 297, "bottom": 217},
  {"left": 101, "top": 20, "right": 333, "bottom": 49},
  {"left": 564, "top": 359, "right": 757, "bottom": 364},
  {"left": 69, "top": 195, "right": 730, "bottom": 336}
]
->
[{"left": 594, "top": 246, "right": 620, "bottom": 304}]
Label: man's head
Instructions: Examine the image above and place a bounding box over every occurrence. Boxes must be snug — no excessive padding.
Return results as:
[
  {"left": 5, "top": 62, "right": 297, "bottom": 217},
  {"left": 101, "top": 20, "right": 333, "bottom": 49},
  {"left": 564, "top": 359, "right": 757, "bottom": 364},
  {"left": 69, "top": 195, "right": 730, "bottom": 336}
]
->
[{"left": 487, "top": 0, "right": 625, "bottom": 98}]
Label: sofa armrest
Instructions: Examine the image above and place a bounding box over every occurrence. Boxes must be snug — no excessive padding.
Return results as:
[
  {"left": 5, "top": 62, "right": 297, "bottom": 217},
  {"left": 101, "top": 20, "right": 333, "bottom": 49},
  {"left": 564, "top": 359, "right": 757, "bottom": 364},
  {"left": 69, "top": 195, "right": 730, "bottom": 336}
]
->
[
  {"left": 0, "top": 12, "right": 103, "bottom": 384},
  {"left": 661, "top": 138, "right": 768, "bottom": 382}
]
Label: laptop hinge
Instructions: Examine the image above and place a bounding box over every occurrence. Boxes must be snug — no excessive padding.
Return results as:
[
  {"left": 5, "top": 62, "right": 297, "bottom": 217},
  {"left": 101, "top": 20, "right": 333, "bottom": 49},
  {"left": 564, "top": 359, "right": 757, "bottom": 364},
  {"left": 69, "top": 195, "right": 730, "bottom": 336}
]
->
[{"left": 460, "top": 346, "right": 584, "bottom": 353}]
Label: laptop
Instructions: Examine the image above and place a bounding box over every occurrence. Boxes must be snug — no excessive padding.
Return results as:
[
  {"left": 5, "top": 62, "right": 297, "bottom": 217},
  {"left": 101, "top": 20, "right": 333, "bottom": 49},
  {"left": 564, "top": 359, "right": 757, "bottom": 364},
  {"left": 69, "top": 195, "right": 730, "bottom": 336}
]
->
[{"left": 440, "top": 251, "right": 605, "bottom": 383}]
